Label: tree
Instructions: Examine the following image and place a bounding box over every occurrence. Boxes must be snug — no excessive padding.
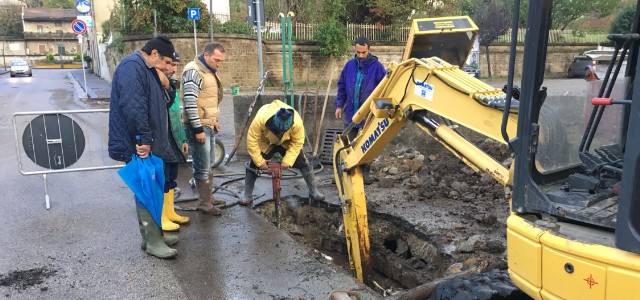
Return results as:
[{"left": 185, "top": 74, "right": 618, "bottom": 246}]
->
[
  {"left": 515, "top": 0, "right": 620, "bottom": 29},
  {"left": 553, "top": 0, "right": 620, "bottom": 30},
  {"left": 262, "top": 0, "right": 330, "bottom": 23},
  {"left": 42, "top": 0, "right": 74, "bottom": 9},
  {"left": 610, "top": 4, "right": 637, "bottom": 34},
  {"left": 109, "top": 0, "right": 212, "bottom": 36},
  {"left": 22, "top": 0, "right": 43, "bottom": 7},
  {"left": 361, "top": 0, "right": 458, "bottom": 26},
  {"left": 0, "top": 5, "right": 23, "bottom": 37},
  {"left": 472, "top": 0, "right": 511, "bottom": 77},
  {"left": 0, "top": 5, "right": 23, "bottom": 70},
  {"left": 314, "top": 20, "right": 349, "bottom": 57}
]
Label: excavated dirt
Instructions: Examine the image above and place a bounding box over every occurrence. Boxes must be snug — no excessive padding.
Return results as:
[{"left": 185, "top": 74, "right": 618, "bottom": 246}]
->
[
  {"left": 0, "top": 266, "right": 57, "bottom": 292},
  {"left": 254, "top": 128, "right": 529, "bottom": 299}
]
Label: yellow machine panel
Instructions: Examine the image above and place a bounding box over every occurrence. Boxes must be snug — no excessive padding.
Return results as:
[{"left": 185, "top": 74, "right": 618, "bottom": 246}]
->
[
  {"left": 403, "top": 16, "right": 479, "bottom": 68},
  {"left": 507, "top": 214, "right": 640, "bottom": 299},
  {"left": 506, "top": 216, "right": 543, "bottom": 290},
  {"left": 541, "top": 247, "right": 606, "bottom": 299},
  {"left": 606, "top": 267, "right": 640, "bottom": 299}
]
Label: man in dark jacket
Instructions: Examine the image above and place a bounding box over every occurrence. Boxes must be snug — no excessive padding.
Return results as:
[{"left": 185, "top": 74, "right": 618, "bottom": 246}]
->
[
  {"left": 335, "top": 36, "right": 386, "bottom": 184},
  {"left": 108, "top": 36, "right": 179, "bottom": 259}
]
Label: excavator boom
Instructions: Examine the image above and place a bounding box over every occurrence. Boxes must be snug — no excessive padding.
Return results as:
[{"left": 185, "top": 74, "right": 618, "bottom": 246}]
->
[{"left": 333, "top": 17, "right": 518, "bottom": 283}]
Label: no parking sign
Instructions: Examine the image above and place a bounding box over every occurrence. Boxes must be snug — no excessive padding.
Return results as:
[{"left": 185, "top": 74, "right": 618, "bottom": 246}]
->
[{"left": 71, "top": 19, "right": 87, "bottom": 35}]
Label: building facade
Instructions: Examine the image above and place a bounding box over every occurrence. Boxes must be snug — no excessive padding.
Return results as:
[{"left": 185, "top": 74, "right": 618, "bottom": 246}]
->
[{"left": 22, "top": 8, "right": 80, "bottom": 57}]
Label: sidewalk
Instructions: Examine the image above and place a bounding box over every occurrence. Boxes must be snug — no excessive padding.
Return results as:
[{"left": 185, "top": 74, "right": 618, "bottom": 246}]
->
[{"left": 69, "top": 69, "right": 111, "bottom": 100}]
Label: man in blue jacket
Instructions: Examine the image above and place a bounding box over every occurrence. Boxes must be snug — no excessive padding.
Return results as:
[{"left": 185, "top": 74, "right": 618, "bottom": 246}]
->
[
  {"left": 335, "top": 36, "right": 386, "bottom": 184},
  {"left": 108, "top": 36, "right": 179, "bottom": 259}
]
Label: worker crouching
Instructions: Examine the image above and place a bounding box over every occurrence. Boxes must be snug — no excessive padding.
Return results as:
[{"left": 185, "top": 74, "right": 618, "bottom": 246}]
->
[{"left": 239, "top": 100, "right": 325, "bottom": 206}]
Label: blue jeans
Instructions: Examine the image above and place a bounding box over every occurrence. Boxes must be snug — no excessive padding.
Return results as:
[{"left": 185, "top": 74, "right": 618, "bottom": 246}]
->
[{"left": 186, "top": 126, "right": 216, "bottom": 180}]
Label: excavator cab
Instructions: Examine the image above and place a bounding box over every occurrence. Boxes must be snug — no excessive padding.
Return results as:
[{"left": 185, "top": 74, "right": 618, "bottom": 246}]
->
[{"left": 507, "top": 0, "right": 640, "bottom": 298}]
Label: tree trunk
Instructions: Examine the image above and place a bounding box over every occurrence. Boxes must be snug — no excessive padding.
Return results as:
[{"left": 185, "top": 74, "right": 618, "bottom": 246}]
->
[{"left": 484, "top": 45, "right": 492, "bottom": 78}]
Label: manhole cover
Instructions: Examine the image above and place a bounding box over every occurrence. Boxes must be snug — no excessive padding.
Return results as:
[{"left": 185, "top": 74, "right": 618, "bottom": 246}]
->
[{"left": 22, "top": 114, "right": 85, "bottom": 169}]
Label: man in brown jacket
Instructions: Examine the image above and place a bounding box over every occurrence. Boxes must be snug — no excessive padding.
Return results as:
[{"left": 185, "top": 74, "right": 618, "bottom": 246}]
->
[{"left": 181, "top": 43, "right": 226, "bottom": 216}]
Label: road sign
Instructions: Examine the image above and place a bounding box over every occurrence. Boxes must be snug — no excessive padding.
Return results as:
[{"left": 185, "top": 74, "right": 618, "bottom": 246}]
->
[
  {"left": 22, "top": 114, "right": 86, "bottom": 170},
  {"left": 71, "top": 19, "right": 87, "bottom": 35},
  {"left": 188, "top": 8, "right": 200, "bottom": 20},
  {"left": 246, "top": 0, "right": 265, "bottom": 27},
  {"left": 75, "top": 0, "right": 91, "bottom": 15},
  {"left": 77, "top": 15, "right": 93, "bottom": 27}
]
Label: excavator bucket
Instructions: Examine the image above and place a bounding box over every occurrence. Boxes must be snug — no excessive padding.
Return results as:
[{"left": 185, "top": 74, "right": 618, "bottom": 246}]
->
[{"left": 403, "top": 16, "right": 479, "bottom": 68}]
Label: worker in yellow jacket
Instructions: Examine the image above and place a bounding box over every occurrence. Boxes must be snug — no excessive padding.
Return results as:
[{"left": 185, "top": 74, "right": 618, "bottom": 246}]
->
[{"left": 239, "top": 100, "right": 325, "bottom": 206}]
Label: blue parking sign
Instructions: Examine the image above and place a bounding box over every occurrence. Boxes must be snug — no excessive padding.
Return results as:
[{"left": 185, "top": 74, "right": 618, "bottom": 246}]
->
[{"left": 187, "top": 8, "right": 200, "bottom": 20}]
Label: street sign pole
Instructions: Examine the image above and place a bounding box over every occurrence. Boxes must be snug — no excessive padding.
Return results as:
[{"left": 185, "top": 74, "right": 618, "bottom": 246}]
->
[
  {"left": 80, "top": 35, "right": 87, "bottom": 98},
  {"left": 209, "top": 0, "right": 214, "bottom": 42},
  {"left": 153, "top": 9, "right": 157, "bottom": 36},
  {"left": 255, "top": 0, "right": 264, "bottom": 84},
  {"left": 193, "top": 20, "right": 198, "bottom": 58},
  {"left": 188, "top": 8, "right": 200, "bottom": 59},
  {"left": 72, "top": 18, "right": 88, "bottom": 98}
]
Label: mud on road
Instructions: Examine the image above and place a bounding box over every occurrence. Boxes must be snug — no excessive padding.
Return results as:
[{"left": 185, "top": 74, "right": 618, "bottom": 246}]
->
[{"left": 0, "top": 266, "right": 57, "bottom": 292}]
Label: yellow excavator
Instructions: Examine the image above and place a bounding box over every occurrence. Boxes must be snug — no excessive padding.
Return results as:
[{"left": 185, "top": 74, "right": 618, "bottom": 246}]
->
[{"left": 332, "top": 1, "right": 640, "bottom": 298}]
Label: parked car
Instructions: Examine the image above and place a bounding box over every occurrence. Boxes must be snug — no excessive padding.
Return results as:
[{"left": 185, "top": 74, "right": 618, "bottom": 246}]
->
[
  {"left": 567, "top": 55, "right": 593, "bottom": 78},
  {"left": 10, "top": 60, "right": 32, "bottom": 77},
  {"left": 463, "top": 65, "right": 480, "bottom": 78},
  {"left": 568, "top": 48, "right": 628, "bottom": 79}
]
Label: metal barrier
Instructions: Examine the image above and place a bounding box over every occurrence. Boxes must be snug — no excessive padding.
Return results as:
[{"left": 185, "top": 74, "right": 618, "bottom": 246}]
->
[{"left": 12, "top": 109, "right": 123, "bottom": 209}]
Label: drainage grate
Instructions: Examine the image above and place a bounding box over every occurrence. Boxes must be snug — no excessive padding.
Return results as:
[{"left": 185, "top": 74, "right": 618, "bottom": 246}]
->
[{"left": 320, "top": 128, "right": 342, "bottom": 165}]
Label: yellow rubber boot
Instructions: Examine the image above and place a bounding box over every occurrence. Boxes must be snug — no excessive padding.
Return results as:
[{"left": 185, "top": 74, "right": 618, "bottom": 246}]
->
[
  {"left": 165, "top": 189, "right": 190, "bottom": 224},
  {"left": 161, "top": 192, "right": 181, "bottom": 232}
]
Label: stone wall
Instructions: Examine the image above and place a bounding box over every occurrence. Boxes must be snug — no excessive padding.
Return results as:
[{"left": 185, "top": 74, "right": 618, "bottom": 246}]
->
[
  {"left": 479, "top": 44, "right": 596, "bottom": 77},
  {"left": 105, "top": 34, "right": 597, "bottom": 89},
  {"left": 231, "top": 93, "right": 443, "bottom": 157}
]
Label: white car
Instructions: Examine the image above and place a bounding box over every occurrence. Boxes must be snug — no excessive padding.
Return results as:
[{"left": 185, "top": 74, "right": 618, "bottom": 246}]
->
[{"left": 10, "top": 60, "right": 32, "bottom": 77}]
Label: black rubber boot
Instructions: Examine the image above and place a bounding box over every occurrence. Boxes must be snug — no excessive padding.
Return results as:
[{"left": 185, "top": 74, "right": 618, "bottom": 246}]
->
[
  {"left": 239, "top": 168, "right": 257, "bottom": 206},
  {"left": 301, "top": 166, "right": 325, "bottom": 201}
]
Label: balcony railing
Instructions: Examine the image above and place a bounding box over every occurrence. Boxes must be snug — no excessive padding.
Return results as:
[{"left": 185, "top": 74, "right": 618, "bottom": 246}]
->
[{"left": 24, "top": 32, "right": 77, "bottom": 39}]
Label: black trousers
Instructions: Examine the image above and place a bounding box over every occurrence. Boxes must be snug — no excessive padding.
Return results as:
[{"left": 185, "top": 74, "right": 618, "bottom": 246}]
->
[{"left": 163, "top": 162, "right": 179, "bottom": 193}]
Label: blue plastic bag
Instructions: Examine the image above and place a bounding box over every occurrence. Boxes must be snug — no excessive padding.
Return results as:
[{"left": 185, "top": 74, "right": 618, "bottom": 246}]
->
[{"left": 117, "top": 154, "right": 165, "bottom": 227}]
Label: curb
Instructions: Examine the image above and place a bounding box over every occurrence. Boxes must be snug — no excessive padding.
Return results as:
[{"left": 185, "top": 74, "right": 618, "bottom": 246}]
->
[
  {"left": 0, "top": 70, "right": 9, "bottom": 75},
  {"left": 68, "top": 70, "right": 99, "bottom": 99},
  {"left": 67, "top": 71, "right": 89, "bottom": 101}
]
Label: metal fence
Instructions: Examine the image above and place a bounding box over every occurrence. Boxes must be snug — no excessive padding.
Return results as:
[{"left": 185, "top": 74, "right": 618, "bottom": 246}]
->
[
  {"left": 13, "top": 109, "right": 122, "bottom": 209},
  {"left": 212, "top": 13, "right": 230, "bottom": 23},
  {"left": 495, "top": 28, "right": 609, "bottom": 44},
  {"left": 261, "top": 21, "right": 412, "bottom": 42},
  {"left": 258, "top": 21, "right": 608, "bottom": 44}
]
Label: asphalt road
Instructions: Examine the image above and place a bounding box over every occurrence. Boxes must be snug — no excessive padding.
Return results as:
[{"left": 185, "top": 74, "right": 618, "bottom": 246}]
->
[{"left": 0, "top": 70, "right": 377, "bottom": 299}]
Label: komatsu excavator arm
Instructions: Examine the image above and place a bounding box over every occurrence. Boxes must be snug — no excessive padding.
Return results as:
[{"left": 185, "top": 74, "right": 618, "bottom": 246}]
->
[{"left": 332, "top": 55, "right": 518, "bottom": 284}]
